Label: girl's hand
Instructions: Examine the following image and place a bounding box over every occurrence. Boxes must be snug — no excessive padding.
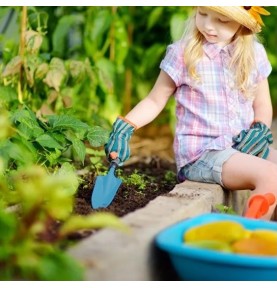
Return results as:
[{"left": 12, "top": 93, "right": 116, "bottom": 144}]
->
[
  {"left": 232, "top": 121, "right": 273, "bottom": 159},
  {"left": 104, "top": 116, "right": 136, "bottom": 165}
]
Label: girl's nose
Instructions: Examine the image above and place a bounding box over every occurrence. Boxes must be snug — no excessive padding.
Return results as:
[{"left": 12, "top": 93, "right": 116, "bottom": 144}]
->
[{"left": 204, "top": 17, "right": 214, "bottom": 31}]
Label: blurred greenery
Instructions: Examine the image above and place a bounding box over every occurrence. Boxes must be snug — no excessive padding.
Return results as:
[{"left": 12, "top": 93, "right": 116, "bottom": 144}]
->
[
  {"left": 0, "top": 6, "right": 276, "bottom": 280},
  {"left": 262, "top": 6, "right": 277, "bottom": 114},
  {"left": 0, "top": 6, "right": 277, "bottom": 129}
]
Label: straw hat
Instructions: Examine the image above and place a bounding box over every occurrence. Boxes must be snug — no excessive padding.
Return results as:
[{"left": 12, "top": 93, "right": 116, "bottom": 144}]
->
[{"left": 206, "top": 6, "right": 270, "bottom": 33}]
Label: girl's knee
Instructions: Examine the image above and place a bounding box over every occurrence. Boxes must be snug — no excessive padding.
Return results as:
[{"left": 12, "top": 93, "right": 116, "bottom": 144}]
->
[{"left": 256, "top": 162, "right": 277, "bottom": 195}]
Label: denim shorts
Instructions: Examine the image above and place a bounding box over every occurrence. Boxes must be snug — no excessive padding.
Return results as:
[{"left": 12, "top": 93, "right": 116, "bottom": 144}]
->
[{"left": 178, "top": 148, "right": 238, "bottom": 187}]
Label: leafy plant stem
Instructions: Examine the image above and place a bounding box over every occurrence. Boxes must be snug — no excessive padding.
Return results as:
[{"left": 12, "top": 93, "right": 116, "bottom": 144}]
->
[{"left": 18, "top": 6, "right": 27, "bottom": 103}]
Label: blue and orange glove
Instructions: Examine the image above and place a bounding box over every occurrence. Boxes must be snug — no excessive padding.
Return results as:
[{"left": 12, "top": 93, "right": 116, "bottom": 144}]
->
[
  {"left": 232, "top": 121, "right": 273, "bottom": 159},
  {"left": 104, "top": 116, "right": 137, "bottom": 165}
]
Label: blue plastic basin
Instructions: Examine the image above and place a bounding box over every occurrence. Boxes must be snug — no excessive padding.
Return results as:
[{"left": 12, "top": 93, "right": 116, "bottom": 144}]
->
[{"left": 155, "top": 213, "right": 277, "bottom": 281}]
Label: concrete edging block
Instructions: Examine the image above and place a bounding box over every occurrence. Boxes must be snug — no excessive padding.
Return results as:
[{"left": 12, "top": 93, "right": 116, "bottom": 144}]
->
[{"left": 68, "top": 180, "right": 248, "bottom": 280}]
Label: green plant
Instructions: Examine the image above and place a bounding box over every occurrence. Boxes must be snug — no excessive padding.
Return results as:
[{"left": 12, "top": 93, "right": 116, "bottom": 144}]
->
[
  {"left": 164, "top": 170, "right": 176, "bottom": 184},
  {"left": 0, "top": 105, "right": 109, "bottom": 170},
  {"left": 214, "top": 204, "right": 237, "bottom": 215},
  {"left": 119, "top": 169, "right": 148, "bottom": 191},
  {"left": 0, "top": 163, "right": 128, "bottom": 280},
  {"left": 0, "top": 107, "right": 128, "bottom": 280},
  {"left": 86, "top": 147, "right": 107, "bottom": 175}
]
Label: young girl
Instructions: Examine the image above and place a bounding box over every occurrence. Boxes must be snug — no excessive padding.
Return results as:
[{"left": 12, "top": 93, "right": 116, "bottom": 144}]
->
[{"left": 105, "top": 6, "right": 277, "bottom": 220}]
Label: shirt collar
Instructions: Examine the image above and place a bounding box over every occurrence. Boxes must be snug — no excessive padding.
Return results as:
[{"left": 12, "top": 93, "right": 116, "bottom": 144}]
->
[{"left": 203, "top": 40, "right": 236, "bottom": 59}]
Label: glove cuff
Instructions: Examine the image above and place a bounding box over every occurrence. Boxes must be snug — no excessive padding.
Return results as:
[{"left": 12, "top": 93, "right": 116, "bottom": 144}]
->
[
  {"left": 251, "top": 120, "right": 269, "bottom": 128},
  {"left": 118, "top": 116, "right": 138, "bottom": 130}
]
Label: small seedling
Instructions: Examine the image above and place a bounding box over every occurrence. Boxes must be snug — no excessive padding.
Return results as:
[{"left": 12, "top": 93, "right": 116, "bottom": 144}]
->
[
  {"left": 164, "top": 170, "right": 176, "bottom": 184},
  {"left": 214, "top": 204, "right": 237, "bottom": 215},
  {"left": 119, "top": 169, "right": 148, "bottom": 191}
]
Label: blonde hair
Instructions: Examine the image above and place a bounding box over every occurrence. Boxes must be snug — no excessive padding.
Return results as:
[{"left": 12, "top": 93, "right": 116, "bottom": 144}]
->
[{"left": 181, "top": 9, "right": 259, "bottom": 98}]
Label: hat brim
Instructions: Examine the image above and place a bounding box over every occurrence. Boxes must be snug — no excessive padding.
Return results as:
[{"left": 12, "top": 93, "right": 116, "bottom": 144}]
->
[{"left": 206, "top": 6, "right": 261, "bottom": 33}]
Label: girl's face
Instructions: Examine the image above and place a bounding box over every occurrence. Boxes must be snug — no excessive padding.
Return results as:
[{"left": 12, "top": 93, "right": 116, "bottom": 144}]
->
[{"left": 196, "top": 7, "right": 241, "bottom": 47}]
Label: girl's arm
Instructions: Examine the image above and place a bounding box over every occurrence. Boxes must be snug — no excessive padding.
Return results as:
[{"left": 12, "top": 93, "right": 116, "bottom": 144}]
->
[
  {"left": 252, "top": 78, "right": 273, "bottom": 127},
  {"left": 125, "top": 70, "right": 176, "bottom": 129}
]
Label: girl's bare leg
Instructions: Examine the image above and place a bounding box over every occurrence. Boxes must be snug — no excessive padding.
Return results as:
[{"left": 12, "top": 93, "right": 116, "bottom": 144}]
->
[{"left": 222, "top": 150, "right": 277, "bottom": 220}]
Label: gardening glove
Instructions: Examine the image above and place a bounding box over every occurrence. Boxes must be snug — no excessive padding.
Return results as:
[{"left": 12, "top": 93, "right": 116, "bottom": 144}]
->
[
  {"left": 232, "top": 121, "right": 273, "bottom": 159},
  {"left": 104, "top": 116, "right": 137, "bottom": 165}
]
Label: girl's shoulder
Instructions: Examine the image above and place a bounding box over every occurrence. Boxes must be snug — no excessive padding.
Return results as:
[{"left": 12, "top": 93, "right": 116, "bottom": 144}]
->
[
  {"left": 164, "top": 39, "right": 187, "bottom": 57},
  {"left": 252, "top": 40, "right": 269, "bottom": 61},
  {"left": 167, "top": 39, "right": 187, "bottom": 49},
  {"left": 253, "top": 40, "right": 267, "bottom": 53}
]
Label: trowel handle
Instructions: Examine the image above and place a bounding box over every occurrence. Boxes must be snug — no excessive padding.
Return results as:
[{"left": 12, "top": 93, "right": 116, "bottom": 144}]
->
[
  {"left": 244, "top": 193, "right": 276, "bottom": 219},
  {"left": 109, "top": 152, "right": 120, "bottom": 169}
]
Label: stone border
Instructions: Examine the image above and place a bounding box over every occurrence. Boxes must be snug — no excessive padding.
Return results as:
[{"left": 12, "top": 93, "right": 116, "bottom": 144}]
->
[{"left": 68, "top": 181, "right": 249, "bottom": 280}]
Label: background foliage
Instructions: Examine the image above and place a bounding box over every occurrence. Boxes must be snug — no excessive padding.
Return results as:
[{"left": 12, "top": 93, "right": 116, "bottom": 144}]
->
[
  {"left": 1, "top": 6, "right": 276, "bottom": 129},
  {"left": 0, "top": 6, "right": 276, "bottom": 280}
]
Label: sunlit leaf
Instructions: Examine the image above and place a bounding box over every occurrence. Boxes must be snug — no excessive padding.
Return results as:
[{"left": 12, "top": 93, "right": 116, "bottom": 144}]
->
[
  {"left": 37, "top": 251, "right": 84, "bottom": 280},
  {"left": 43, "top": 58, "right": 67, "bottom": 92},
  {"left": 59, "top": 212, "right": 129, "bottom": 237},
  {"left": 25, "top": 30, "right": 43, "bottom": 54},
  {"left": 95, "top": 58, "right": 115, "bottom": 93},
  {"left": 35, "top": 134, "right": 63, "bottom": 149},
  {"left": 24, "top": 54, "right": 43, "bottom": 87},
  {"left": 91, "top": 9, "right": 111, "bottom": 42},
  {"left": 71, "top": 137, "right": 86, "bottom": 164},
  {"left": 35, "top": 62, "right": 49, "bottom": 80},
  {"left": 47, "top": 114, "right": 88, "bottom": 132},
  {"left": 87, "top": 125, "right": 109, "bottom": 147},
  {"left": 1, "top": 56, "right": 22, "bottom": 77},
  {"left": 52, "top": 14, "right": 84, "bottom": 57}
]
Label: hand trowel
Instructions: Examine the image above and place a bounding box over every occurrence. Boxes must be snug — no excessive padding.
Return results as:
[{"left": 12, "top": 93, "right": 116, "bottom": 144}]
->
[{"left": 91, "top": 152, "right": 122, "bottom": 209}]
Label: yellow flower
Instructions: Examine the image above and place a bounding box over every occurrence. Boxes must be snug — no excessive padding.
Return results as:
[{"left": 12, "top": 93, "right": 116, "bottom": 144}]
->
[{"left": 243, "top": 6, "right": 270, "bottom": 26}]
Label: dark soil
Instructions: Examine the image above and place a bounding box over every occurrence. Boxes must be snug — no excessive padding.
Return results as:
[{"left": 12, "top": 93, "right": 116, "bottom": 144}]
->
[
  {"left": 74, "top": 123, "right": 176, "bottom": 218},
  {"left": 74, "top": 156, "right": 177, "bottom": 218},
  {"left": 66, "top": 124, "right": 177, "bottom": 240}
]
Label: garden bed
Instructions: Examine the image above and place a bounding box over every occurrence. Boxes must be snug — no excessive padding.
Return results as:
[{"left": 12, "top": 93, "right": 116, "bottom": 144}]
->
[
  {"left": 74, "top": 124, "right": 176, "bottom": 222},
  {"left": 74, "top": 156, "right": 177, "bottom": 218}
]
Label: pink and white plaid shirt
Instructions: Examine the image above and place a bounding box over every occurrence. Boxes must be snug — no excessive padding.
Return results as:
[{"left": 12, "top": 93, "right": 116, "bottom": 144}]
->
[{"left": 160, "top": 40, "right": 272, "bottom": 172}]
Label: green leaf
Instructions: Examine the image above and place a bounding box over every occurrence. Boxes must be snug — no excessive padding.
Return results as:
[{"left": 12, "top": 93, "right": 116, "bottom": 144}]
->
[
  {"left": 1, "top": 55, "right": 22, "bottom": 77},
  {"left": 72, "top": 137, "right": 86, "bottom": 164},
  {"left": 17, "top": 119, "right": 44, "bottom": 140},
  {"left": 35, "top": 134, "right": 63, "bottom": 149},
  {"left": 52, "top": 14, "right": 84, "bottom": 57},
  {"left": 56, "top": 162, "right": 79, "bottom": 191},
  {"left": 95, "top": 58, "right": 115, "bottom": 94},
  {"left": 37, "top": 251, "right": 84, "bottom": 280},
  {"left": 66, "top": 59, "right": 86, "bottom": 84},
  {"left": 25, "top": 30, "right": 43, "bottom": 54},
  {"left": 114, "top": 16, "right": 129, "bottom": 68},
  {"left": 147, "top": 7, "right": 164, "bottom": 30},
  {"left": 43, "top": 58, "right": 67, "bottom": 92},
  {"left": 47, "top": 114, "right": 88, "bottom": 132},
  {"left": 45, "top": 149, "right": 62, "bottom": 166},
  {"left": 65, "top": 131, "right": 86, "bottom": 163},
  {"left": 59, "top": 212, "right": 129, "bottom": 237},
  {"left": 87, "top": 126, "right": 109, "bottom": 147},
  {"left": 11, "top": 108, "right": 38, "bottom": 127},
  {"left": 35, "top": 62, "right": 49, "bottom": 80},
  {"left": 91, "top": 9, "right": 111, "bottom": 42},
  {"left": 48, "top": 131, "right": 67, "bottom": 147},
  {"left": 170, "top": 14, "right": 187, "bottom": 42},
  {"left": 0, "top": 86, "right": 17, "bottom": 104},
  {"left": 24, "top": 54, "right": 43, "bottom": 87},
  {"left": 2, "top": 138, "right": 37, "bottom": 166},
  {"left": 12, "top": 109, "right": 44, "bottom": 139},
  {"left": 0, "top": 211, "right": 17, "bottom": 243}
]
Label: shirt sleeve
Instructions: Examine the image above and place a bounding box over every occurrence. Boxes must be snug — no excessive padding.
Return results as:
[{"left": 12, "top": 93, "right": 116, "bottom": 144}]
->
[
  {"left": 255, "top": 42, "right": 272, "bottom": 83},
  {"left": 159, "top": 41, "right": 186, "bottom": 87}
]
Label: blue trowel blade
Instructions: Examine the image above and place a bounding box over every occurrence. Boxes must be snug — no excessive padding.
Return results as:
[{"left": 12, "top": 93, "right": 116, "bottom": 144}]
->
[{"left": 91, "top": 166, "right": 122, "bottom": 209}]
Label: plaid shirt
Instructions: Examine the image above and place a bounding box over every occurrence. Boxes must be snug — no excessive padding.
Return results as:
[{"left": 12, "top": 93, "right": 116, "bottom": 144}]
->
[{"left": 160, "top": 40, "right": 272, "bottom": 172}]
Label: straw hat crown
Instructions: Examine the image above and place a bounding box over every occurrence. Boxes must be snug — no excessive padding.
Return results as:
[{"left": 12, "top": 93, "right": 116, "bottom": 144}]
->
[{"left": 206, "top": 6, "right": 270, "bottom": 33}]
